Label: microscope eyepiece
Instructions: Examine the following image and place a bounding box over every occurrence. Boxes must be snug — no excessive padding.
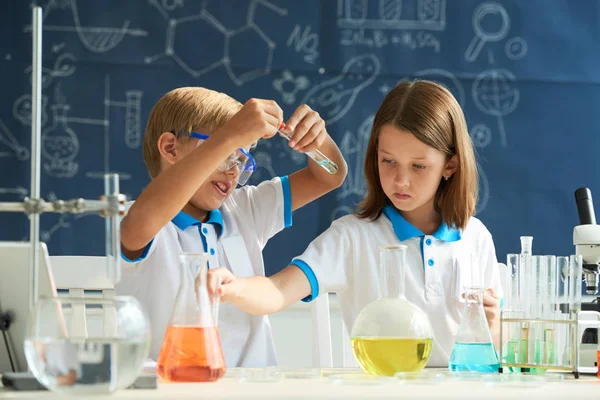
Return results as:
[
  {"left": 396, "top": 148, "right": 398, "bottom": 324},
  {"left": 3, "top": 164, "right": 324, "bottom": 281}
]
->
[{"left": 575, "top": 187, "right": 596, "bottom": 225}]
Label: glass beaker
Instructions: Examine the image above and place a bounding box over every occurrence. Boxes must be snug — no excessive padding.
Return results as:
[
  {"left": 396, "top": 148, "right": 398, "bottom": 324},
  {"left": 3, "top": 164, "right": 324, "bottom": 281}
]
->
[
  {"left": 156, "top": 253, "right": 225, "bottom": 382},
  {"left": 449, "top": 287, "right": 500, "bottom": 373},
  {"left": 351, "top": 244, "right": 434, "bottom": 376},
  {"left": 25, "top": 296, "right": 150, "bottom": 396}
]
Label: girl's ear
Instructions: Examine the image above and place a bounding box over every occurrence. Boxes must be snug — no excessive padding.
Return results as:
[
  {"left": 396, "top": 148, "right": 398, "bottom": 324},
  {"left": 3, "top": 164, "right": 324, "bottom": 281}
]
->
[
  {"left": 443, "top": 155, "right": 458, "bottom": 180},
  {"left": 157, "top": 131, "right": 179, "bottom": 166}
]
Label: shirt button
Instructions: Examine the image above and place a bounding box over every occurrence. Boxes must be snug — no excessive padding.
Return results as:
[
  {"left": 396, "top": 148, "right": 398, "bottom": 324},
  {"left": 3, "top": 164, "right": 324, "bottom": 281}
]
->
[
  {"left": 202, "top": 227, "right": 208, "bottom": 234},
  {"left": 425, "top": 238, "right": 432, "bottom": 246},
  {"left": 428, "top": 259, "right": 434, "bottom": 267},
  {"left": 210, "top": 248, "right": 215, "bottom": 256}
]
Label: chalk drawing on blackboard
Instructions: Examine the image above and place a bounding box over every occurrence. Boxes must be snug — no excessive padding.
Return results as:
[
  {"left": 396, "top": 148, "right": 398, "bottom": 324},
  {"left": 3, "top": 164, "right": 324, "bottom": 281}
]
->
[
  {"left": 278, "top": 142, "right": 306, "bottom": 165},
  {"left": 286, "top": 24, "right": 319, "bottom": 64},
  {"left": 470, "top": 124, "right": 492, "bottom": 148},
  {"left": 337, "top": 114, "right": 373, "bottom": 200},
  {"left": 146, "top": 0, "right": 287, "bottom": 86},
  {"left": 472, "top": 69, "right": 519, "bottom": 148},
  {"left": 0, "top": 187, "right": 28, "bottom": 199},
  {"left": 41, "top": 214, "right": 70, "bottom": 242},
  {"left": 25, "top": 0, "right": 148, "bottom": 53},
  {"left": 505, "top": 37, "right": 527, "bottom": 60},
  {"left": 0, "top": 119, "right": 30, "bottom": 160},
  {"left": 331, "top": 205, "right": 354, "bottom": 222},
  {"left": 124, "top": 91, "right": 143, "bottom": 149},
  {"left": 464, "top": 2, "right": 509, "bottom": 62},
  {"left": 300, "top": 54, "right": 380, "bottom": 126},
  {"left": 85, "top": 76, "right": 142, "bottom": 180},
  {"left": 337, "top": 0, "right": 446, "bottom": 31},
  {"left": 251, "top": 152, "right": 277, "bottom": 181},
  {"left": 42, "top": 85, "right": 79, "bottom": 178},
  {"left": 413, "top": 68, "right": 466, "bottom": 107},
  {"left": 40, "top": 212, "right": 92, "bottom": 242},
  {"left": 13, "top": 94, "right": 49, "bottom": 127},
  {"left": 24, "top": 52, "right": 77, "bottom": 90},
  {"left": 162, "top": 0, "right": 184, "bottom": 11},
  {"left": 379, "top": 83, "right": 392, "bottom": 95},
  {"left": 477, "top": 167, "right": 490, "bottom": 214},
  {"left": 273, "top": 71, "right": 310, "bottom": 105}
]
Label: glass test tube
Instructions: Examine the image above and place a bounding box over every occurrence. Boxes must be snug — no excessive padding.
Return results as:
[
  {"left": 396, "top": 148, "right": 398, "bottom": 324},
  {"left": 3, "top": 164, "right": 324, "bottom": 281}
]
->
[
  {"left": 556, "top": 256, "right": 570, "bottom": 367},
  {"left": 104, "top": 173, "right": 121, "bottom": 284},
  {"left": 544, "top": 256, "right": 557, "bottom": 366},
  {"left": 278, "top": 123, "right": 339, "bottom": 175},
  {"left": 530, "top": 256, "right": 544, "bottom": 367},
  {"left": 519, "top": 237, "right": 533, "bottom": 366},
  {"left": 505, "top": 254, "right": 521, "bottom": 368}
]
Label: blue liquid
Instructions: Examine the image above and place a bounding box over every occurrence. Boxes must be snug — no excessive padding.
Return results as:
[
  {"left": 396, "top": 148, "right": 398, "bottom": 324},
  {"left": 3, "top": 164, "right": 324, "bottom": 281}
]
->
[{"left": 449, "top": 343, "right": 500, "bottom": 373}]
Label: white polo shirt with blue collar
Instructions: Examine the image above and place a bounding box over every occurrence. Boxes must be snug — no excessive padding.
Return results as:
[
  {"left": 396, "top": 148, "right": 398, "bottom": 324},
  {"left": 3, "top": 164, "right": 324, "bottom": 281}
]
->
[
  {"left": 292, "top": 205, "right": 503, "bottom": 367},
  {"left": 116, "top": 176, "right": 292, "bottom": 368}
]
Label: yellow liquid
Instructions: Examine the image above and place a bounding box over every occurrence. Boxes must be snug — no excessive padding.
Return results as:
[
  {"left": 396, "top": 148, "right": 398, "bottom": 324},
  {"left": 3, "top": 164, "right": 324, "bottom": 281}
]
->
[{"left": 351, "top": 337, "right": 433, "bottom": 376}]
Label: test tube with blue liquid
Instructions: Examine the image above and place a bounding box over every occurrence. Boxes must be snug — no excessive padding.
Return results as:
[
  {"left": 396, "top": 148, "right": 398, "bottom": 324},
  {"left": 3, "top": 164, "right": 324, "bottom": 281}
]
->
[
  {"left": 449, "top": 252, "right": 500, "bottom": 373},
  {"left": 278, "top": 123, "right": 339, "bottom": 174}
]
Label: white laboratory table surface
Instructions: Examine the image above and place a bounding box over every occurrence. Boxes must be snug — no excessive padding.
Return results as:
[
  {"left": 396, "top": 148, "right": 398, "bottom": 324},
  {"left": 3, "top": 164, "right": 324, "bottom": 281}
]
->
[{"left": 1, "top": 371, "right": 599, "bottom": 399}]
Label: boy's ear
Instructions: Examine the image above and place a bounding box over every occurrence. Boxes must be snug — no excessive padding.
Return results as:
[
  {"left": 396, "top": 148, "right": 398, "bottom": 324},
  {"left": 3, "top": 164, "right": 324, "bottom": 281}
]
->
[
  {"left": 157, "top": 131, "right": 179, "bottom": 165},
  {"left": 443, "top": 155, "right": 458, "bottom": 180}
]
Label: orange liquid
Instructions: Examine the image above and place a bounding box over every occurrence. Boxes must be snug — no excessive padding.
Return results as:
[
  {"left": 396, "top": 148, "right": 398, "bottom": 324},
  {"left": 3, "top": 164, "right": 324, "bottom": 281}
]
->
[
  {"left": 597, "top": 350, "right": 600, "bottom": 379},
  {"left": 156, "top": 325, "right": 226, "bottom": 382}
]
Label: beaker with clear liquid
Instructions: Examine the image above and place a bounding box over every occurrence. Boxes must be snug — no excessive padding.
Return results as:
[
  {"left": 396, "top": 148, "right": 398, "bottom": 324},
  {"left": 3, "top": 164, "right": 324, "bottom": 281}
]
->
[
  {"left": 449, "top": 287, "right": 500, "bottom": 373},
  {"left": 156, "top": 253, "right": 225, "bottom": 382},
  {"left": 351, "top": 244, "right": 434, "bottom": 376}
]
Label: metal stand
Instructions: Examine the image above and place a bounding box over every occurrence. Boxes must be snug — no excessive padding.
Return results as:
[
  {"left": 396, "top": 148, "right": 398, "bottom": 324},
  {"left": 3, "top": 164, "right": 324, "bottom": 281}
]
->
[
  {"left": 0, "top": 6, "right": 157, "bottom": 392},
  {"left": 0, "top": 4, "right": 127, "bottom": 381},
  {"left": 0, "top": 6, "right": 126, "bottom": 308}
]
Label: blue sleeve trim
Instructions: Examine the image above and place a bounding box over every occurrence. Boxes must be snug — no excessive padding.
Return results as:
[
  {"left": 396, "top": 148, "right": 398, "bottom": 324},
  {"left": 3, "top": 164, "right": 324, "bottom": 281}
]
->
[
  {"left": 281, "top": 175, "right": 292, "bottom": 228},
  {"left": 499, "top": 298, "right": 504, "bottom": 309},
  {"left": 292, "top": 259, "right": 319, "bottom": 303},
  {"left": 120, "top": 238, "right": 154, "bottom": 263}
]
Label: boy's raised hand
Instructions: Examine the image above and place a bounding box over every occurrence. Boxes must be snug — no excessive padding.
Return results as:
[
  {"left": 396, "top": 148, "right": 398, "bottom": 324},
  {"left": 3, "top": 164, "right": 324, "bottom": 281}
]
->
[
  {"left": 284, "top": 104, "right": 328, "bottom": 153},
  {"left": 216, "top": 98, "right": 283, "bottom": 149}
]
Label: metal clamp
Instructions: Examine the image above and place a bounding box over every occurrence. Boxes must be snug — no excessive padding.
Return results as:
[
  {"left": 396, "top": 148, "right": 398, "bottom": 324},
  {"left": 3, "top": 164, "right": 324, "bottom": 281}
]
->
[{"left": 22, "top": 198, "right": 45, "bottom": 216}]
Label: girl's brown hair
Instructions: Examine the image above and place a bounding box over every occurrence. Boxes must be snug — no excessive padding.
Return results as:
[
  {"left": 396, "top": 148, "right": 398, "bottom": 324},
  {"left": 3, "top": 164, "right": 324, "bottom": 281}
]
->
[{"left": 356, "top": 80, "right": 478, "bottom": 230}]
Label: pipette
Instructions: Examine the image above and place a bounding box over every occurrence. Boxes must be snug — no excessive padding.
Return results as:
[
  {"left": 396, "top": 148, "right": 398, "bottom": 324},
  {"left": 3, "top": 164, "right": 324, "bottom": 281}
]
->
[{"left": 278, "top": 123, "right": 339, "bottom": 174}]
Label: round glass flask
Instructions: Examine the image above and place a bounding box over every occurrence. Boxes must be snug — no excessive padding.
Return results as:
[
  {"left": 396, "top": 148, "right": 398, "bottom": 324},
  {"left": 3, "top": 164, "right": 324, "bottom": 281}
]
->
[{"left": 351, "top": 244, "right": 434, "bottom": 376}]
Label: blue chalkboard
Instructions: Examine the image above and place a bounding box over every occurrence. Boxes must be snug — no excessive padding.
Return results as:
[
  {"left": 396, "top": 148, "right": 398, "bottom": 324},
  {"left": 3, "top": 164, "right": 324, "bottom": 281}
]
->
[{"left": 1, "top": 0, "right": 599, "bottom": 278}]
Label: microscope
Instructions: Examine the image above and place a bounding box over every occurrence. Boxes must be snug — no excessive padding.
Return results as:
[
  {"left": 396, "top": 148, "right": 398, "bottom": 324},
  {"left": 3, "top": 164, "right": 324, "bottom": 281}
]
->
[
  {"left": 573, "top": 188, "right": 600, "bottom": 373},
  {"left": 573, "top": 187, "right": 600, "bottom": 311}
]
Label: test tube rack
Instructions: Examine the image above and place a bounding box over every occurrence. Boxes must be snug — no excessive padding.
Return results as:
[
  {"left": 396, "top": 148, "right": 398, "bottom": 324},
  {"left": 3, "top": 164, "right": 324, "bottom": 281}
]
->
[{"left": 499, "top": 254, "right": 583, "bottom": 378}]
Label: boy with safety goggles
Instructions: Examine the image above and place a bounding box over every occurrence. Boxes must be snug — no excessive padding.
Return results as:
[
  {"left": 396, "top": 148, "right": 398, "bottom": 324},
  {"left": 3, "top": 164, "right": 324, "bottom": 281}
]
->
[{"left": 116, "top": 87, "right": 347, "bottom": 368}]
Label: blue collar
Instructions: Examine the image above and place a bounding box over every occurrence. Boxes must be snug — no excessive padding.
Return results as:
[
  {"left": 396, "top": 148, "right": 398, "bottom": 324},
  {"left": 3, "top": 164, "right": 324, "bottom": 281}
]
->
[
  {"left": 382, "top": 205, "right": 461, "bottom": 242},
  {"left": 172, "top": 209, "right": 224, "bottom": 237}
]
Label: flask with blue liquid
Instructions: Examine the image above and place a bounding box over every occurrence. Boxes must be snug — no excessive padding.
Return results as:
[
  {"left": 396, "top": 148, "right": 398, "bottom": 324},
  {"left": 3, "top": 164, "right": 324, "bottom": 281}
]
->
[{"left": 449, "top": 253, "right": 500, "bottom": 373}]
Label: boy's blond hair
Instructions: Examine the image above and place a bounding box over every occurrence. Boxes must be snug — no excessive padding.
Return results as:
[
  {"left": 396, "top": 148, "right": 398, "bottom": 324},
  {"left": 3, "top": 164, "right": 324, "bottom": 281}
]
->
[{"left": 143, "top": 87, "right": 242, "bottom": 178}]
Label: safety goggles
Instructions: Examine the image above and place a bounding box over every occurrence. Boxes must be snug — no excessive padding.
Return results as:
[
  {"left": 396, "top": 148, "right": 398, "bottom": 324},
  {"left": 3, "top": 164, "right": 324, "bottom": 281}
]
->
[{"left": 189, "top": 132, "right": 256, "bottom": 186}]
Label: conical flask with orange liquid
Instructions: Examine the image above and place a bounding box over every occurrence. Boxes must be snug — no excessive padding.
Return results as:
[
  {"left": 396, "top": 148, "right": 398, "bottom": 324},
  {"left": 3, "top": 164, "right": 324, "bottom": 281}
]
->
[{"left": 156, "top": 252, "right": 225, "bottom": 382}]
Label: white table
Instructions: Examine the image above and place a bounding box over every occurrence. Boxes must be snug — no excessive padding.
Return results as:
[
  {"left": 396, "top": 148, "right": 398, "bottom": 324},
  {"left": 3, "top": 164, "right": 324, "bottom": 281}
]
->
[{"left": 1, "top": 370, "right": 598, "bottom": 399}]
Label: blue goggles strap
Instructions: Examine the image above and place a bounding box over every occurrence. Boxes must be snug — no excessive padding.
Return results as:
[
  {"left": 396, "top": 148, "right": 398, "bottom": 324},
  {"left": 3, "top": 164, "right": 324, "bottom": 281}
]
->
[{"left": 189, "top": 132, "right": 209, "bottom": 141}]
